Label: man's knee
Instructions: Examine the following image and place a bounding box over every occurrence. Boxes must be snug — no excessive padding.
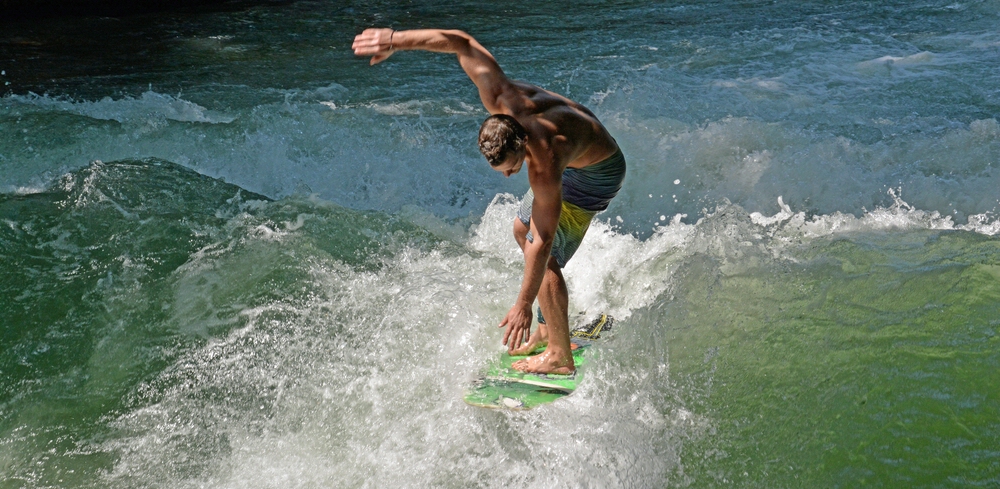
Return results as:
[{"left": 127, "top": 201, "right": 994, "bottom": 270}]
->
[
  {"left": 546, "top": 255, "right": 562, "bottom": 273},
  {"left": 513, "top": 217, "right": 529, "bottom": 249}
]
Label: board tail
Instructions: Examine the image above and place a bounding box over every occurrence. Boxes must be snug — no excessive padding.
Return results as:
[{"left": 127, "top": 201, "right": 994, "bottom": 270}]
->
[{"left": 570, "top": 313, "right": 614, "bottom": 340}]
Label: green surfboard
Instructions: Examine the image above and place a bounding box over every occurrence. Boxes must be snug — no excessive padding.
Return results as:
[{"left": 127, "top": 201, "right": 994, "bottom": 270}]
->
[{"left": 463, "top": 314, "right": 613, "bottom": 410}]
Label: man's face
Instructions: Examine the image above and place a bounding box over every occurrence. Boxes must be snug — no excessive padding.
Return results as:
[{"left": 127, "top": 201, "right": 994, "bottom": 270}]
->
[{"left": 493, "top": 149, "right": 526, "bottom": 178}]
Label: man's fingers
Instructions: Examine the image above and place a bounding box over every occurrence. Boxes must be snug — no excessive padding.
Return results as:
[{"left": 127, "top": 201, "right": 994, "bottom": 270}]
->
[
  {"left": 507, "top": 329, "right": 521, "bottom": 353},
  {"left": 352, "top": 28, "right": 392, "bottom": 58},
  {"left": 353, "top": 42, "right": 379, "bottom": 56},
  {"left": 514, "top": 326, "right": 526, "bottom": 348},
  {"left": 351, "top": 35, "right": 375, "bottom": 53},
  {"left": 499, "top": 317, "right": 509, "bottom": 346}
]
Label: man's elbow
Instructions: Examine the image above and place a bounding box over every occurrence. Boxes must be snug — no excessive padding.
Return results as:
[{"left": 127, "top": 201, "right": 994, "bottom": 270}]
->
[
  {"left": 441, "top": 30, "right": 474, "bottom": 49},
  {"left": 442, "top": 29, "right": 472, "bottom": 40},
  {"left": 530, "top": 232, "right": 556, "bottom": 251}
]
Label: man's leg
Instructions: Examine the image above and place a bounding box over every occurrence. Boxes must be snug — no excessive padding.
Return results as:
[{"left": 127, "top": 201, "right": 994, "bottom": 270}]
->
[
  {"left": 512, "top": 256, "right": 574, "bottom": 374},
  {"left": 513, "top": 216, "right": 529, "bottom": 250}
]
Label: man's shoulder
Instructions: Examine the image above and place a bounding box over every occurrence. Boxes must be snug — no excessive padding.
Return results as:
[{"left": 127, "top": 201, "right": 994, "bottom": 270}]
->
[{"left": 502, "top": 82, "right": 577, "bottom": 114}]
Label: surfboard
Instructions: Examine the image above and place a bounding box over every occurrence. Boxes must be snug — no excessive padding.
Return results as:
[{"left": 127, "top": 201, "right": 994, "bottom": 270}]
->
[{"left": 463, "top": 314, "right": 614, "bottom": 410}]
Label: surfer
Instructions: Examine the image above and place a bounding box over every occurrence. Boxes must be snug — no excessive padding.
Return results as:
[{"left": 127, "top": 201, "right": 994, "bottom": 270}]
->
[{"left": 353, "top": 29, "right": 625, "bottom": 375}]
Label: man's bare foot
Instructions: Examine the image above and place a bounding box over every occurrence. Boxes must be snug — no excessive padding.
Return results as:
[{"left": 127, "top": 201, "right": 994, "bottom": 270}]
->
[
  {"left": 509, "top": 325, "right": 580, "bottom": 355},
  {"left": 509, "top": 322, "right": 548, "bottom": 355},
  {"left": 511, "top": 350, "right": 575, "bottom": 375}
]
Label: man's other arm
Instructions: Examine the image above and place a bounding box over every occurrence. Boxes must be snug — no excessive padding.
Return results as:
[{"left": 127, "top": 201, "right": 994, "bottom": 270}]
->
[
  {"left": 352, "top": 28, "right": 512, "bottom": 113},
  {"left": 499, "top": 165, "right": 562, "bottom": 350}
]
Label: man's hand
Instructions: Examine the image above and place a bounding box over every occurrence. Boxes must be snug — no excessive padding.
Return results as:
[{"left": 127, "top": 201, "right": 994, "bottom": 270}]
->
[
  {"left": 352, "top": 28, "right": 395, "bottom": 65},
  {"left": 499, "top": 301, "right": 533, "bottom": 353}
]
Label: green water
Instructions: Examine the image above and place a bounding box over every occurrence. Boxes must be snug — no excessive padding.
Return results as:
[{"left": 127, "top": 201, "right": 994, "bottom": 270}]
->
[{"left": 655, "top": 223, "right": 1000, "bottom": 486}]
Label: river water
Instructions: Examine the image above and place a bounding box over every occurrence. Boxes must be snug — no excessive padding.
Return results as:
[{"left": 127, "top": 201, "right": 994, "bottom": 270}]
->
[{"left": 1, "top": 1, "right": 999, "bottom": 487}]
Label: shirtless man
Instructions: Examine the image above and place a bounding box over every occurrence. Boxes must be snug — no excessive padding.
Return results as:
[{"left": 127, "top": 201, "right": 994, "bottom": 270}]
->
[{"left": 353, "top": 28, "right": 625, "bottom": 374}]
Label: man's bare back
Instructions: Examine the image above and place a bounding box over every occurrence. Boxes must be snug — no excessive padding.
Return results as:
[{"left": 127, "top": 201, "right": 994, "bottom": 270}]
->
[{"left": 498, "top": 81, "right": 619, "bottom": 172}]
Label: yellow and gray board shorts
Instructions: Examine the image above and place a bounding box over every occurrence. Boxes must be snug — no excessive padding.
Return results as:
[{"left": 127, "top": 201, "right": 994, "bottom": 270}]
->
[{"left": 517, "top": 149, "right": 626, "bottom": 268}]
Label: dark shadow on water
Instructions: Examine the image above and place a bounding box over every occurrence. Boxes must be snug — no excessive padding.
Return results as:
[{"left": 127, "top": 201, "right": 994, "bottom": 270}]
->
[
  {"left": 0, "top": 0, "right": 305, "bottom": 98},
  {"left": 0, "top": 0, "right": 295, "bottom": 22}
]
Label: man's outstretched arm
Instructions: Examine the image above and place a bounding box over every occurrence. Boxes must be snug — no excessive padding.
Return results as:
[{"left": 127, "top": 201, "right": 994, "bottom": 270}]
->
[{"left": 352, "top": 28, "right": 512, "bottom": 113}]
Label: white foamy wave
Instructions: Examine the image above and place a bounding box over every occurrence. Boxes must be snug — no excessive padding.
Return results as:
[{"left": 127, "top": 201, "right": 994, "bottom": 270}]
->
[
  {"left": 471, "top": 188, "right": 998, "bottom": 327},
  {"left": 857, "top": 51, "right": 936, "bottom": 72},
  {"left": 599, "top": 107, "right": 1000, "bottom": 235},
  {"left": 711, "top": 77, "right": 787, "bottom": 93},
  {"left": 750, "top": 189, "right": 1000, "bottom": 240},
  {"left": 970, "top": 118, "right": 1000, "bottom": 139},
  {"left": 10, "top": 90, "right": 235, "bottom": 124},
  {"left": 963, "top": 213, "right": 1000, "bottom": 235},
  {"left": 93, "top": 192, "right": 692, "bottom": 488},
  {"left": 10, "top": 184, "right": 48, "bottom": 195},
  {"left": 566, "top": 214, "right": 693, "bottom": 320},
  {"left": 328, "top": 99, "right": 482, "bottom": 117},
  {"left": 469, "top": 193, "right": 695, "bottom": 319}
]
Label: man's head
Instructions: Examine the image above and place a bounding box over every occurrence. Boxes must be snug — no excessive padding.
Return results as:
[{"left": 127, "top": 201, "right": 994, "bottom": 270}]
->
[{"left": 479, "top": 114, "right": 527, "bottom": 175}]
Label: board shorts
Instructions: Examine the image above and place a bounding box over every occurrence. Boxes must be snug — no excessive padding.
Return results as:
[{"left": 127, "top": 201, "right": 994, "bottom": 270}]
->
[{"left": 517, "top": 148, "right": 627, "bottom": 269}]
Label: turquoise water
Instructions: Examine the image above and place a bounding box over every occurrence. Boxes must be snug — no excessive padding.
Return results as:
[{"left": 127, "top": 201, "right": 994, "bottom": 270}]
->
[{"left": 2, "top": 1, "right": 999, "bottom": 487}]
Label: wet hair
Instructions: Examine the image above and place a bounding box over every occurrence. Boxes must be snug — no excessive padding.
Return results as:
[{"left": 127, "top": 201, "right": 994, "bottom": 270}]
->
[{"left": 478, "top": 114, "right": 527, "bottom": 167}]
